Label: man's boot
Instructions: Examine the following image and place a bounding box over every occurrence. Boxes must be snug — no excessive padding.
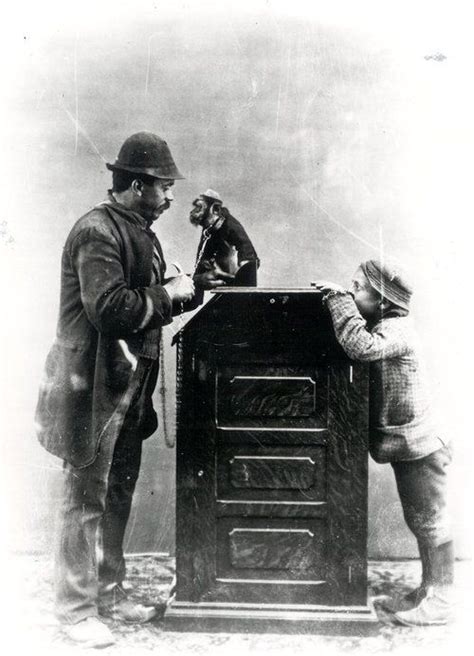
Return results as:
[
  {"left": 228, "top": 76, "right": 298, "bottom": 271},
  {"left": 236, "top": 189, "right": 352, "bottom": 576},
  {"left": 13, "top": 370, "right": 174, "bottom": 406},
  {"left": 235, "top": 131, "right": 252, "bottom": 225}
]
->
[
  {"left": 99, "top": 583, "right": 157, "bottom": 624},
  {"left": 395, "top": 541, "right": 454, "bottom": 626},
  {"left": 64, "top": 617, "right": 116, "bottom": 648}
]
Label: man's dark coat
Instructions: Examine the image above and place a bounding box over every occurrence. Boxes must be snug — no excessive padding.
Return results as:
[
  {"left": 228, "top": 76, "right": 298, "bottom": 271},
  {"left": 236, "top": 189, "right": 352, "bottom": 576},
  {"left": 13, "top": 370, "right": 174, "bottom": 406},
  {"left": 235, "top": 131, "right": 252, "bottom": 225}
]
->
[{"left": 35, "top": 200, "right": 173, "bottom": 468}]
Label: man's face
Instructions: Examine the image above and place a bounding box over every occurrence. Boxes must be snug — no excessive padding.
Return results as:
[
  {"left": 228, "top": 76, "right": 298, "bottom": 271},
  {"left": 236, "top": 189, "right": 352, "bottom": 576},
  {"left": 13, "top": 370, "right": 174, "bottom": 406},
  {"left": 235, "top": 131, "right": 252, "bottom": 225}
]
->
[
  {"left": 139, "top": 178, "right": 174, "bottom": 223},
  {"left": 351, "top": 266, "right": 382, "bottom": 320},
  {"left": 189, "top": 197, "right": 208, "bottom": 226}
]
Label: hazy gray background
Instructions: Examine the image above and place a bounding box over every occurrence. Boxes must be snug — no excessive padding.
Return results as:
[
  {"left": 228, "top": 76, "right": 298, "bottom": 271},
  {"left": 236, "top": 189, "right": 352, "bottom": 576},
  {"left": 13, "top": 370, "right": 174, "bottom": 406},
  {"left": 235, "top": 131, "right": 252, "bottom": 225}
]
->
[{"left": 1, "top": 1, "right": 472, "bottom": 560}]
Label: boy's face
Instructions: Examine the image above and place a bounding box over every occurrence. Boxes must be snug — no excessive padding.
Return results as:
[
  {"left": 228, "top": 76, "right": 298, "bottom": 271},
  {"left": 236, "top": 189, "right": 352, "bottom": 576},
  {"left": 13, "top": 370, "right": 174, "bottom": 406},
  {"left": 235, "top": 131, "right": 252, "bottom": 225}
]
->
[{"left": 351, "top": 266, "right": 382, "bottom": 320}]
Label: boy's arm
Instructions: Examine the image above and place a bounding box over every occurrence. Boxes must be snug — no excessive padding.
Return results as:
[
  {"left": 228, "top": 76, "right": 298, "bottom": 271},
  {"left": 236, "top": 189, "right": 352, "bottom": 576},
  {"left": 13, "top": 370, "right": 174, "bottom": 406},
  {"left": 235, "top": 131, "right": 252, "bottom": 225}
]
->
[{"left": 325, "top": 291, "right": 409, "bottom": 361}]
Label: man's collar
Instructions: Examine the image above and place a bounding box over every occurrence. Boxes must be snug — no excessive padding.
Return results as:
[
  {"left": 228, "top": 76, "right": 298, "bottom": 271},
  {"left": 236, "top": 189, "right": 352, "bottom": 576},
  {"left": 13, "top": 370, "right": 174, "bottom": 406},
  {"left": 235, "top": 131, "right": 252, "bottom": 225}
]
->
[{"left": 103, "top": 191, "right": 149, "bottom": 230}]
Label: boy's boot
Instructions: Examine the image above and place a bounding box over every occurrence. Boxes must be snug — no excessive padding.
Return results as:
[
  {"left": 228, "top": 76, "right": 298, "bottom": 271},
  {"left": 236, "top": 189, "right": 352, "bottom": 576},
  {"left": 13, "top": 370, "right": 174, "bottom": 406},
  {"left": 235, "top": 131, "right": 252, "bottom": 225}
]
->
[
  {"left": 395, "top": 541, "right": 454, "bottom": 626},
  {"left": 381, "top": 540, "right": 431, "bottom": 612}
]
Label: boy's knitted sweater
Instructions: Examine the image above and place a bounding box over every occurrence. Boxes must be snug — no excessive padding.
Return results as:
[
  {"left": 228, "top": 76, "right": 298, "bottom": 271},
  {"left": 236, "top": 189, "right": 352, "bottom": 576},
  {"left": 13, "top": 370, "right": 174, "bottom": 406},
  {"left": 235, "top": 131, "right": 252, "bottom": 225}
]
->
[{"left": 325, "top": 292, "right": 445, "bottom": 463}]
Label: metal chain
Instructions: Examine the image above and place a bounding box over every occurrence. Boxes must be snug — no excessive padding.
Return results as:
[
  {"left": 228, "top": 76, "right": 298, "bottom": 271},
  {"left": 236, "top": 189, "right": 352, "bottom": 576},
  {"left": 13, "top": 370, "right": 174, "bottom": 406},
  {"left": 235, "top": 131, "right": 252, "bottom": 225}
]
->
[
  {"left": 192, "top": 228, "right": 213, "bottom": 276},
  {"left": 158, "top": 336, "right": 175, "bottom": 448},
  {"left": 175, "top": 333, "right": 185, "bottom": 451},
  {"left": 159, "top": 225, "right": 213, "bottom": 447}
]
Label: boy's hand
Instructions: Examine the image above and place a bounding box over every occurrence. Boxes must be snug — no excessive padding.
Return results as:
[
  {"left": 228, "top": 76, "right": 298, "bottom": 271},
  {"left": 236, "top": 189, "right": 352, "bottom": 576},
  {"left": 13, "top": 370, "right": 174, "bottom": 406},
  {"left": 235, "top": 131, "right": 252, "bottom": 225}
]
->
[{"left": 312, "top": 280, "right": 346, "bottom": 294}]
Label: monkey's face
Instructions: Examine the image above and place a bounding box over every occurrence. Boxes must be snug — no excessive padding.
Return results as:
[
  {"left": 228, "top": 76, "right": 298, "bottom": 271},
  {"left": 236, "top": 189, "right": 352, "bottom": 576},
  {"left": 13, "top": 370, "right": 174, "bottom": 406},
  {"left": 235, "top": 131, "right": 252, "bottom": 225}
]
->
[{"left": 189, "top": 197, "right": 209, "bottom": 226}]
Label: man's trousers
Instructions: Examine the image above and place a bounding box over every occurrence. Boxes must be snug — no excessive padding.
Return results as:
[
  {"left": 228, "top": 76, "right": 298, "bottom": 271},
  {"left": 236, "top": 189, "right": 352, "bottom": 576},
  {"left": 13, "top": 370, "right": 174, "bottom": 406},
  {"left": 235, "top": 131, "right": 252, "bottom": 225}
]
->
[{"left": 55, "top": 358, "right": 159, "bottom": 624}]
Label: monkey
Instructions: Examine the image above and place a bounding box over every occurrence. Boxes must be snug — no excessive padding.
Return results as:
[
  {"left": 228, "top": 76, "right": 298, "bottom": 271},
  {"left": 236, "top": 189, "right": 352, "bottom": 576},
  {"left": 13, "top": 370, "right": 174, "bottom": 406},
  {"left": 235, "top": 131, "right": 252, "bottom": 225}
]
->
[{"left": 189, "top": 189, "right": 259, "bottom": 288}]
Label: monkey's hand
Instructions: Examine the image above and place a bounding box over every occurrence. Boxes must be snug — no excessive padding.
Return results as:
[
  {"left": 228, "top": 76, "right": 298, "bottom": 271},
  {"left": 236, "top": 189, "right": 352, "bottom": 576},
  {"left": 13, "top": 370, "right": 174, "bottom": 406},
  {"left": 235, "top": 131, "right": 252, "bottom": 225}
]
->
[
  {"left": 197, "top": 259, "right": 215, "bottom": 272},
  {"left": 194, "top": 263, "right": 235, "bottom": 290}
]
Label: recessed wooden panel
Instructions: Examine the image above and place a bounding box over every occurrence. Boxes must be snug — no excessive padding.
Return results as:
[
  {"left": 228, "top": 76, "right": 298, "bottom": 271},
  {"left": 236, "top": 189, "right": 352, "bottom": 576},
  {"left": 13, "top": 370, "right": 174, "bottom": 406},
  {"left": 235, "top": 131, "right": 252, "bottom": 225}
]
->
[
  {"left": 216, "top": 517, "right": 327, "bottom": 583},
  {"left": 229, "top": 528, "right": 314, "bottom": 570},
  {"left": 230, "top": 456, "right": 315, "bottom": 490},
  {"left": 217, "top": 445, "right": 327, "bottom": 502},
  {"left": 228, "top": 376, "right": 315, "bottom": 418},
  {"left": 216, "top": 365, "right": 328, "bottom": 430}
]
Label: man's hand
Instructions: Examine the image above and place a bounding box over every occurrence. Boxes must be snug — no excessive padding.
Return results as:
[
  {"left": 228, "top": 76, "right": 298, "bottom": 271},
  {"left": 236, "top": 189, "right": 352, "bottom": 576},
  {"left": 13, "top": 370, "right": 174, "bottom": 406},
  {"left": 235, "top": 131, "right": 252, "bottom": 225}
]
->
[
  {"left": 312, "top": 280, "right": 346, "bottom": 294},
  {"left": 164, "top": 274, "right": 195, "bottom": 302},
  {"left": 194, "top": 262, "right": 235, "bottom": 290}
]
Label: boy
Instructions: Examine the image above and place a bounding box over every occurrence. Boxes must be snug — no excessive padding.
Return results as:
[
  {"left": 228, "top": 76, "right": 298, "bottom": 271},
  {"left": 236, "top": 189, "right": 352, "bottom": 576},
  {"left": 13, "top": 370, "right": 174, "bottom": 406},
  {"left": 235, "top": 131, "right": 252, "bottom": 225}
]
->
[{"left": 315, "top": 259, "right": 454, "bottom": 626}]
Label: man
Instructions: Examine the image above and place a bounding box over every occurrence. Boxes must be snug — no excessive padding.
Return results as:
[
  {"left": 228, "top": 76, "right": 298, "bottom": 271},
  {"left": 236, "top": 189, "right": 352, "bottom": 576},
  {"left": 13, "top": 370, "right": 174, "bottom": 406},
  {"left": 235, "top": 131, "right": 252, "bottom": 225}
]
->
[
  {"left": 35, "top": 132, "right": 196, "bottom": 647},
  {"left": 189, "top": 189, "right": 259, "bottom": 286}
]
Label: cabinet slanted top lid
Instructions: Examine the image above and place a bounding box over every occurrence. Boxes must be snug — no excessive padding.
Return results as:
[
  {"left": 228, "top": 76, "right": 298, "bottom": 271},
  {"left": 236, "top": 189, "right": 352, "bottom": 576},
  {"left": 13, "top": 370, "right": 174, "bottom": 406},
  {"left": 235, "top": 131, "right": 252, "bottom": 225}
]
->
[{"left": 171, "top": 288, "right": 324, "bottom": 344}]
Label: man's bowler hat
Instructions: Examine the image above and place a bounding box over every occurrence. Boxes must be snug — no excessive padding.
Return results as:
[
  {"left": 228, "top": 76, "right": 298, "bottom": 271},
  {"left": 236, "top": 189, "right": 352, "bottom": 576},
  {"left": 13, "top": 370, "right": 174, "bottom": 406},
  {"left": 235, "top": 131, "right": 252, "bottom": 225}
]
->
[{"left": 106, "top": 132, "right": 185, "bottom": 180}]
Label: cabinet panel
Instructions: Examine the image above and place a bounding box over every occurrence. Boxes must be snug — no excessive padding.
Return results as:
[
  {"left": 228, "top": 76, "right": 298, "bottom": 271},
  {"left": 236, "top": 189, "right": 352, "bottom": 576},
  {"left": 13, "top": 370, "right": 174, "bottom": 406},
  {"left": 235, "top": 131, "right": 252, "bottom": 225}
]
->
[
  {"left": 227, "top": 376, "right": 316, "bottom": 418},
  {"left": 216, "top": 365, "right": 328, "bottom": 430},
  {"left": 217, "top": 445, "right": 326, "bottom": 502},
  {"left": 229, "top": 528, "right": 316, "bottom": 570},
  {"left": 217, "top": 517, "right": 327, "bottom": 583},
  {"left": 229, "top": 456, "right": 316, "bottom": 490}
]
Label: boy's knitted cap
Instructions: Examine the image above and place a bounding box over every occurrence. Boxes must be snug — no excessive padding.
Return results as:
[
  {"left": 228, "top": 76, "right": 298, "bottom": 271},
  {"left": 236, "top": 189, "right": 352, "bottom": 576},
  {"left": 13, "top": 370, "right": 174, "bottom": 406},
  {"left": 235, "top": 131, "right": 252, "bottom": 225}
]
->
[{"left": 360, "top": 259, "right": 413, "bottom": 310}]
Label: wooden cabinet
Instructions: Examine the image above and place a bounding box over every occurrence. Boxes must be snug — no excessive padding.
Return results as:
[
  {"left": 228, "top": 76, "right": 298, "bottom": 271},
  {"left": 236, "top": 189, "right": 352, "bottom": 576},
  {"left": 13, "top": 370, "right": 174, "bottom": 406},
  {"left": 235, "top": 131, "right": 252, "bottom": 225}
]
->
[{"left": 165, "top": 289, "right": 377, "bottom": 634}]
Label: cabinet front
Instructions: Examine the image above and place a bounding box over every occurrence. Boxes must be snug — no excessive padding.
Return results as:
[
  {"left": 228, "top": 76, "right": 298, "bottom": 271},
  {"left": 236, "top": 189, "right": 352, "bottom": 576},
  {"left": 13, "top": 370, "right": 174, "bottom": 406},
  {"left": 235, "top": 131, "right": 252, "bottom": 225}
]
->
[{"left": 176, "top": 343, "right": 369, "bottom": 607}]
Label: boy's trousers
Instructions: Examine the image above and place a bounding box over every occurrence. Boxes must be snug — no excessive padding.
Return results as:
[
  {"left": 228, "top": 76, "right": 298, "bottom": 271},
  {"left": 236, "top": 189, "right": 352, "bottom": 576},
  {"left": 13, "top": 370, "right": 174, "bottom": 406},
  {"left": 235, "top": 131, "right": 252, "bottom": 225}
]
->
[{"left": 391, "top": 444, "right": 452, "bottom": 548}]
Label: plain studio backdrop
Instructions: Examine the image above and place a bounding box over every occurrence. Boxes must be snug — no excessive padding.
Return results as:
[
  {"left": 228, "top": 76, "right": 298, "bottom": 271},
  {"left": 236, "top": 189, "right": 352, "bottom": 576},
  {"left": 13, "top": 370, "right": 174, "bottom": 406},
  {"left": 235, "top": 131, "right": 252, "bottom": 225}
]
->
[{"left": 0, "top": 1, "right": 472, "bottom": 564}]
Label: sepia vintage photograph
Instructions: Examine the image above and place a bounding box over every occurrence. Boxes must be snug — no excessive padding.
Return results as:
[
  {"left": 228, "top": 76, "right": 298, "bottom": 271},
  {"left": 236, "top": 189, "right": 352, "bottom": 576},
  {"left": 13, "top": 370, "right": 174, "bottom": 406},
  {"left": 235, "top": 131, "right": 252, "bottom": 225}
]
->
[{"left": 0, "top": 0, "right": 472, "bottom": 653}]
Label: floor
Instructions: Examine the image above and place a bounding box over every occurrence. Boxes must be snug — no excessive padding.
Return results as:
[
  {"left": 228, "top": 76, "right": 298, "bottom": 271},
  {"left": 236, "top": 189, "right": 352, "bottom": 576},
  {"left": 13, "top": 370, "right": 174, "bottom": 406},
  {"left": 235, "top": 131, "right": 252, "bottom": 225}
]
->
[{"left": 4, "top": 554, "right": 472, "bottom": 655}]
